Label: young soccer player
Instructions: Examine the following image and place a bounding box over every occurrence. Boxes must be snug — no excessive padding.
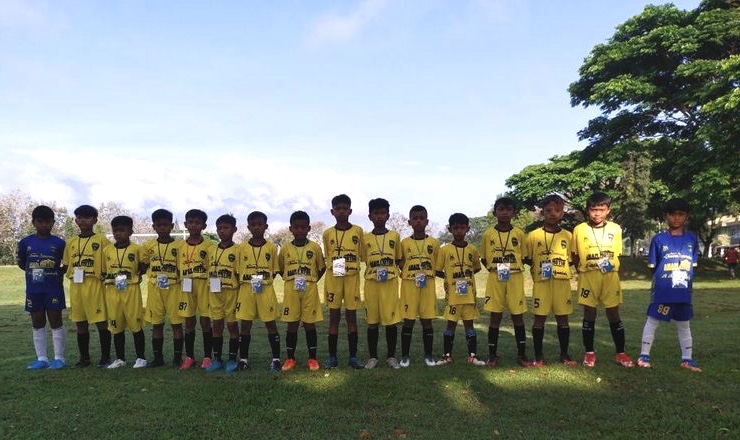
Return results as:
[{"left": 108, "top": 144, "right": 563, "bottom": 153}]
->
[
  {"left": 103, "top": 216, "right": 149, "bottom": 369},
  {"left": 480, "top": 197, "right": 533, "bottom": 368},
  {"left": 322, "top": 194, "right": 365, "bottom": 369},
  {"left": 435, "top": 213, "right": 485, "bottom": 366},
  {"left": 143, "top": 209, "right": 184, "bottom": 367},
  {"left": 177, "top": 209, "right": 216, "bottom": 369},
  {"left": 399, "top": 205, "right": 440, "bottom": 367},
  {"left": 18, "top": 206, "right": 67, "bottom": 370},
  {"left": 526, "top": 195, "right": 577, "bottom": 367},
  {"left": 235, "top": 211, "right": 282, "bottom": 372},
  {"left": 572, "top": 192, "right": 633, "bottom": 368},
  {"left": 63, "top": 204, "right": 112, "bottom": 368},
  {"left": 638, "top": 198, "right": 701, "bottom": 372},
  {"left": 206, "top": 214, "right": 241, "bottom": 372},
  {"left": 362, "top": 198, "right": 403, "bottom": 369},
  {"left": 279, "top": 211, "right": 327, "bottom": 371}
]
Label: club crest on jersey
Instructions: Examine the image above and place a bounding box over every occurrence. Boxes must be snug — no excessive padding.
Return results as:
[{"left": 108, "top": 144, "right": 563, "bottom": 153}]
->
[
  {"left": 306, "top": 250, "right": 314, "bottom": 259},
  {"left": 427, "top": 245, "right": 434, "bottom": 254},
  {"left": 468, "top": 253, "right": 473, "bottom": 262},
  {"left": 512, "top": 238, "right": 519, "bottom": 247},
  {"left": 172, "top": 249, "right": 178, "bottom": 257},
  {"left": 352, "top": 236, "right": 359, "bottom": 245},
  {"left": 662, "top": 245, "right": 669, "bottom": 252},
  {"left": 92, "top": 243, "right": 100, "bottom": 251},
  {"left": 389, "top": 240, "right": 395, "bottom": 249},
  {"left": 607, "top": 233, "right": 614, "bottom": 242},
  {"left": 561, "top": 240, "right": 567, "bottom": 249},
  {"left": 228, "top": 254, "right": 236, "bottom": 262},
  {"left": 265, "top": 253, "right": 271, "bottom": 261},
  {"left": 200, "top": 250, "right": 207, "bottom": 259},
  {"left": 128, "top": 253, "right": 135, "bottom": 262}
]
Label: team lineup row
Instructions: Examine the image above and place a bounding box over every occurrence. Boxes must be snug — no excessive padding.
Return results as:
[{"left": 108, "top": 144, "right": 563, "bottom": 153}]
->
[{"left": 19, "top": 193, "right": 702, "bottom": 373}]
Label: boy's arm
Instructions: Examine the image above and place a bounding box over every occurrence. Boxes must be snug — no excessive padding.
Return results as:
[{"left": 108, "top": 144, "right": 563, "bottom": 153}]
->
[{"left": 472, "top": 248, "right": 482, "bottom": 274}]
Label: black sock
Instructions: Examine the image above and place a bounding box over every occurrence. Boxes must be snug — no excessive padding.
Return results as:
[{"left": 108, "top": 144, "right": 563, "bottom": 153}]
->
[
  {"left": 185, "top": 331, "right": 195, "bottom": 358},
  {"left": 348, "top": 331, "right": 358, "bottom": 358},
  {"left": 582, "top": 320, "right": 595, "bottom": 352},
  {"left": 228, "top": 337, "right": 239, "bottom": 361},
  {"left": 268, "top": 333, "right": 281, "bottom": 359},
  {"left": 385, "top": 325, "right": 398, "bottom": 358},
  {"left": 77, "top": 332, "right": 90, "bottom": 361},
  {"left": 610, "top": 321, "right": 626, "bottom": 353},
  {"left": 532, "top": 327, "right": 544, "bottom": 360},
  {"left": 114, "top": 333, "right": 125, "bottom": 360},
  {"left": 488, "top": 327, "right": 499, "bottom": 358},
  {"left": 239, "top": 334, "right": 251, "bottom": 359},
  {"left": 443, "top": 333, "right": 454, "bottom": 355},
  {"left": 133, "top": 330, "right": 145, "bottom": 359},
  {"left": 202, "top": 330, "right": 213, "bottom": 358},
  {"left": 401, "top": 325, "right": 413, "bottom": 357},
  {"left": 422, "top": 327, "right": 434, "bottom": 357},
  {"left": 466, "top": 332, "right": 477, "bottom": 356},
  {"left": 557, "top": 326, "right": 570, "bottom": 356},
  {"left": 306, "top": 329, "right": 318, "bottom": 359},
  {"left": 99, "top": 328, "right": 111, "bottom": 360},
  {"left": 367, "top": 327, "right": 379, "bottom": 359},
  {"left": 286, "top": 331, "right": 298, "bottom": 359},
  {"left": 328, "top": 334, "right": 338, "bottom": 357},
  {"left": 152, "top": 337, "right": 164, "bottom": 361},
  {"left": 212, "top": 336, "right": 223, "bottom": 362},
  {"left": 173, "top": 337, "right": 184, "bottom": 363},
  {"left": 514, "top": 325, "right": 527, "bottom": 357}
]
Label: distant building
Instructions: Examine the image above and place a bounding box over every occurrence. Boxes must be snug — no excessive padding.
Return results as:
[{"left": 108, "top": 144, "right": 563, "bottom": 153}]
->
[{"left": 711, "top": 215, "right": 740, "bottom": 257}]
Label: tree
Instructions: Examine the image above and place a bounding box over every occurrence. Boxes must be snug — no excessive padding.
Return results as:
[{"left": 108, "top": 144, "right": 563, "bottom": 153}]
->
[{"left": 387, "top": 212, "right": 412, "bottom": 238}]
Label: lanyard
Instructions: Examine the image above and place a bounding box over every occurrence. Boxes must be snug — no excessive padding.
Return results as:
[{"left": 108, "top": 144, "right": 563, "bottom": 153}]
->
[
  {"left": 334, "top": 228, "right": 348, "bottom": 258},
  {"left": 157, "top": 241, "right": 171, "bottom": 267},
  {"left": 293, "top": 242, "right": 306, "bottom": 267},
  {"left": 543, "top": 230, "right": 557, "bottom": 256},
  {"left": 413, "top": 236, "right": 427, "bottom": 261},
  {"left": 497, "top": 229, "right": 511, "bottom": 257},
  {"left": 454, "top": 245, "right": 467, "bottom": 277},
  {"left": 373, "top": 232, "right": 387, "bottom": 258},
  {"left": 115, "top": 246, "right": 129, "bottom": 273},
  {"left": 250, "top": 242, "right": 264, "bottom": 275},
  {"left": 77, "top": 236, "right": 92, "bottom": 266},
  {"left": 590, "top": 224, "right": 607, "bottom": 254}
]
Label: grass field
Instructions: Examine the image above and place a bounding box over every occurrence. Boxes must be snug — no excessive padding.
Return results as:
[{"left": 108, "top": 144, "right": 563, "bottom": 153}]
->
[{"left": 1, "top": 258, "right": 739, "bottom": 440}]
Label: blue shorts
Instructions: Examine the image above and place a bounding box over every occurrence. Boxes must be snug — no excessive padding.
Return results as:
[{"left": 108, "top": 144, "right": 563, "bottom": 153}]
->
[
  {"left": 25, "top": 291, "right": 66, "bottom": 313},
  {"left": 647, "top": 303, "right": 692, "bottom": 322}
]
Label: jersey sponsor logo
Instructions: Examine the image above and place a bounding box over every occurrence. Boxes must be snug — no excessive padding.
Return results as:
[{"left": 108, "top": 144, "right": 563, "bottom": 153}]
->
[
  {"left": 217, "top": 268, "right": 234, "bottom": 279},
  {"left": 369, "top": 257, "right": 395, "bottom": 268}
]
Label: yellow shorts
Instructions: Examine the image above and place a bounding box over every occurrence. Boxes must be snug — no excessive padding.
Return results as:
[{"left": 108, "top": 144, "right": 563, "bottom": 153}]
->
[
  {"left": 364, "top": 278, "right": 401, "bottom": 326},
  {"left": 68, "top": 278, "right": 107, "bottom": 324},
  {"left": 324, "top": 273, "right": 361, "bottom": 310},
  {"left": 177, "top": 279, "right": 210, "bottom": 318},
  {"left": 281, "top": 282, "right": 323, "bottom": 324},
  {"left": 577, "top": 270, "right": 622, "bottom": 308},
  {"left": 400, "top": 278, "right": 437, "bottom": 320},
  {"left": 146, "top": 284, "right": 184, "bottom": 325},
  {"left": 235, "top": 283, "right": 279, "bottom": 322},
  {"left": 532, "top": 279, "right": 573, "bottom": 316},
  {"left": 443, "top": 302, "right": 478, "bottom": 321},
  {"left": 483, "top": 271, "right": 527, "bottom": 314},
  {"left": 209, "top": 287, "right": 238, "bottom": 322},
  {"left": 105, "top": 284, "right": 144, "bottom": 334}
]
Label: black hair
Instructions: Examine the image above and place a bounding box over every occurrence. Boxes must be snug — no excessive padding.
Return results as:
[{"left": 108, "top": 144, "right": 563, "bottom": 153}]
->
[
  {"left": 664, "top": 198, "right": 690, "bottom": 214},
  {"left": 409, "top": 205, "right": 428, "bottom": 217},
  {"left": 74, "top": 204, "right": 98, "bottom": 218},
  {"left": 151, "top": 208, "right": 173, "bottom": 223},
  {"left": 111, "top": 216, "right": 133, "bottom": 228},
  {"left": 216, "top": 214, "right": 237, "bottom": 227},
  {"left": 493, "top": 197, "right": 516, "bottom": 211},
  {"left": 540, "top": 194, "right": 565, "bottom": 209},
  {"left": 185, "top": 209, "right": 208, "bottom": 223},
  {"left": 247, "top": 211, "right": 268, "bottom": 223},
  {"left": 331, "top": 194, "right": 351, "bottom": 207},
  {"left": 32, "top": 205, "right": 55, "bottom": 221},
  {"left": 448, "top": 212, "right": 469, "bottom": 226},
  {"left": 586, "top": 192, "right": 611, "bottom": 208},
  {"left": 290, "top": 210, "right": 310, "bottom": 224},
  {"left": 368, "top": 198, "right": 390, "bottom": 213}
]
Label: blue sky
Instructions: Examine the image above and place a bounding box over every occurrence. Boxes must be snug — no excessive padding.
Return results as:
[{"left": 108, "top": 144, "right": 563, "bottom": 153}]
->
[{"left": 0, "top": 0, "right": 699, "bottom": 232}]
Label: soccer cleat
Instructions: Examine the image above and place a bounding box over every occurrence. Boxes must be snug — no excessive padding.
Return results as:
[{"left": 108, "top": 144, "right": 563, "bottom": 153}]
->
[
  {"left": 436, "top": 354, "right": 453, "bottom": 366},
  {"left": 614, "top": 352, "right": 634, "bottom": 368},
  {"left": 467, "top": 355, "right": 486, "bottom": 366},
  {"left": 423, "top": 355, "right": 437, "bottom": 367},
  {"left": 269, "top": 359, "right": 282, "bottom": 372},
  {"left": 386, "top": 357, "right": 401, "bottom": 369},
  {"left": 27, "top": 360, "right": 49, "bottom": 370},
  {"left": 681, "top": 359, "right": 702, "bottom": 372},
  {"left": 399, "top": 356, "right": 410, "bottom": 368},
  {"left": 225, "top": 360, "right": 239, "bottom": 373},
  {"left": 583, "top": 351, "right": 596, "bottom": 368},
  {"left": 237, "top": 359, "right": 250, "bottom": 371},
  {"left": 637, "top": 354, "right": 652, "bottom": 368},
  {"left": 97, "top": 358, "right": 112, "bottom": 368},
  {"left": 133, "top": 358, "right": 148, "bottom": 369},
  {"left": 307, "top": 358, "right": 320, "bottom": 371},
  {"left": 148, "top": 357, "right": 165, "bottom": 368},
  {"left": 485, "top": 356, "right": 499, "bottom": 368},
  {"left": 532, "top": 359, "right": 545, "bottom": 368},
  {"left": 559, "top": 354, "right": 578, "bottom": 367},
  {"left": 517, "top": 356, "right": 534, "bottom": 368},
  {"left": 179, "top": 356, "right": 196, "bottom": 370},
  {"left": 200, "top": 357, "right": 212, "bottom": 369},
  {"left": 205, "top": 359, "right": 223, "bottom": 373},
  {"left": 365, "top": 357, "right": 379, "bottom": 369},
  {"left": 48, "top": 359, "right": 66, "bottom": 370},
  {"left": 281, "top": 358, "right": 297, "bottom": 371},
  {"left": 107, "top": 359, "right": 126, "bottom": 369},
  {"left": 347, "top": 357, "right": 364, "bottom": 370},
  {"left": 74, "top": 359, "right": 92, "bottom": 368},
  {"left": 325, "top": 356, "right": 339, "bottom": 369}
]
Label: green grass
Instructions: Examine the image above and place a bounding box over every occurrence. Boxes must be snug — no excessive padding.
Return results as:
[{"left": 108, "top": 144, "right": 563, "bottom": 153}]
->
[{"left": 1, "top": 260, "right": 739, "bottom": 440}]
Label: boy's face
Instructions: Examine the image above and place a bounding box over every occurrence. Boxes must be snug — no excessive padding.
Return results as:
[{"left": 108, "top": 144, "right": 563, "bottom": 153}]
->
[
  {"left": 152, "top": 219, "right": 174, "bottom": 238},
  {"left": 216, "top": 222, "right": 237, "bottom": 242},
  {"left": 369, "top": 208, "right": 389, "bottom": 229},
  {"left": 185, "top": 217, "right": 206, "bottom": 235},
  {"left": 408, "top": 210, "right": 429, "bottom": 234},
  {"left": 587, "top": 204, "right": 610, "bottom": 226},
  {"left": 542, "top": 202, "right": 564, "bottom": 227},
  {"left": 75, "top": 215, "right": 97, "bottom": 232},
  {"left": 665, "top": 210, "right": 689, "bottom": 230},
  {"left": 112, "top": 225, "right": 133, "bottom": 243},
  {"left": 289, "top": 219, "right": 311, "bottom": 242},
  {"left": 331, "top": 203, "right": 352, "bottom": 223},
  {"left": 247, "top": 217, "right": 268, "bottom": 239},
  {"left": 33, "top": 218, "right": 54, "bottom": 236},
  {"left": 448, "top": 223, "right": 469, "bottom": 242},
  {"left": 494, "top": 205, "right": 515, "bottom": 223}
]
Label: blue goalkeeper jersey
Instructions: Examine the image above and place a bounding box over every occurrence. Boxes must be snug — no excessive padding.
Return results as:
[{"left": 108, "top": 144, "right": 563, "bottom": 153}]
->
[{"left": 648, "top": 230, "right": 699, "bottom": 304}]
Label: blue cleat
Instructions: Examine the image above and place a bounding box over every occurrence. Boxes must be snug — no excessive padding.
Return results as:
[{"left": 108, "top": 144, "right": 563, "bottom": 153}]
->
[
  {"left": 324, "top": 356, "right": 339, "bottom": 369},
  {"left": 225, "top": 360, "right": 239, "bottom": 373},
  {"left": 48, "top": 359, "right": 66, "bottom": 370},
  {"left": 205, "top": 359, "right": 223, "bottom": 373},
  {"left": 348, "top": 356, "right": 365, "bottom": 370},
  {"left": 27, "top": 360, "right": 49, "bottom": 370}
]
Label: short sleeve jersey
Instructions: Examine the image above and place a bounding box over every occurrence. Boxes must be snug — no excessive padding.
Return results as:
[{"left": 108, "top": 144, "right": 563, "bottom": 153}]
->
[
  {"left": 237, "top": 240, "right": 279, "bottom": 286},
  {"left": 480, "top": 226, "right": 528, "bottom": 272},
  {"left": 322, "top": 225, "right": 364, "bottom": 276},
  {"left": 527, "top": 228, "right": 573, "bottom": 282},
  {"left": 648, "top": 231, "right": 699, "bottom": 304},
  {"left": 143, "top": 238, "right": 183, "bottom": 285},
  {"left": 102, "top": 243, "right": 149, "bottom": 285},
  {"left": 63, "top": 233, "right": 110, "bottom": 279},
  {"left": 572, "top": 221, "right": 622, "bottom": 273},
  {"left": 279, "top": 240, "right": 326, "bottom": 283},
  {"left": 435, "top": 243, "right": 481, "bottom": 305},
  {"left": 210, "top": 243, "right": 240, "bottom": 289},
  {"left": 362, "top": 230, "right": 402, "bottom": 280},
  {"left": 178, "top": 239, "right": 217, "bottom": 280},
  {"left": 400, "top": 235, "right": 440, "bottom": 280},
  {"left": 18, "top": 234, "right": 66, "bottom": 295}
]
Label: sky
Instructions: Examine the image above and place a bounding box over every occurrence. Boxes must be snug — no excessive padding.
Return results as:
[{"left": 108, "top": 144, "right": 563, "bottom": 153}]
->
[{"left": 0, "top": 0, "right": 701, "bottom": 232}]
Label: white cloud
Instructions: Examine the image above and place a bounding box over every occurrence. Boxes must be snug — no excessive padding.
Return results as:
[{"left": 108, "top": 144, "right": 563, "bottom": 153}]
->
[
  {"left": 307, "top": 0, "right": 389, "bottom": 47},
  {"left": 0, "top": 0, "right": 66, "bottom": 33}
]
